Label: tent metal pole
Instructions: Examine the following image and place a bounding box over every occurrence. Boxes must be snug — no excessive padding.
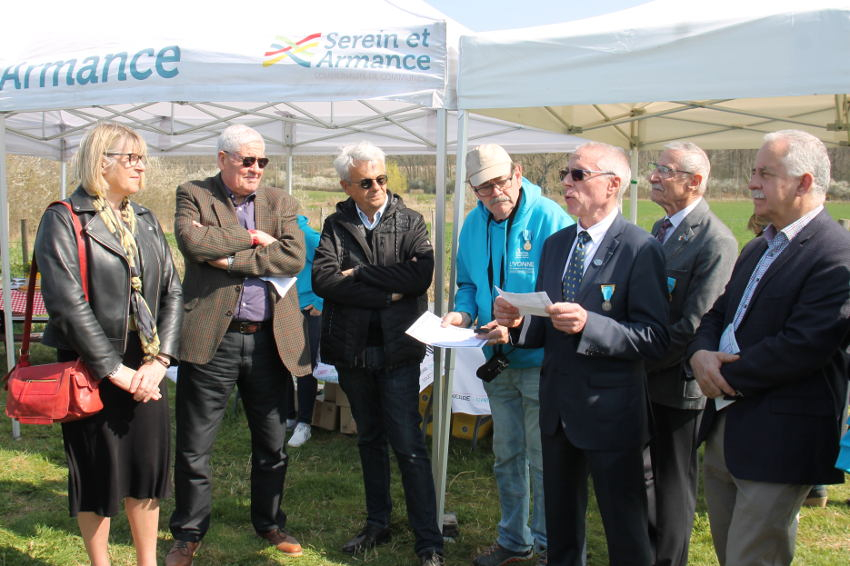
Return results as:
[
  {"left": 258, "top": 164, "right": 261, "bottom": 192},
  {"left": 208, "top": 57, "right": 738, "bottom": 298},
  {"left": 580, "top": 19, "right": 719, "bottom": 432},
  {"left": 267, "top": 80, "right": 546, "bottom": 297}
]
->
[
  {"left": 283, "top": 120, "right": 295, "bottom": 195},
  {"left": 60, "top": 134, "right": 68, "bottom": 199},
  {"left": 430, "top": 108, "right": 450, "bottom": 522},
  {"left": 1, "top": 114, "right": 21, "bottom": 439},
  {"left": 629, "top": 148, "right": 639, "bottom": 223}
]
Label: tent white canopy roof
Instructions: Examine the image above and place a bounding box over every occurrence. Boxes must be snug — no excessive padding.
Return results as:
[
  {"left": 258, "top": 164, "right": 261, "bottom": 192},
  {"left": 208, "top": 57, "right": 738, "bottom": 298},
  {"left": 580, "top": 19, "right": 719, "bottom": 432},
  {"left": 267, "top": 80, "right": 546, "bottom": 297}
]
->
[
  {"left": 5, "top": 102, "right": 583, "bottom": 158},
  {"left": 458, "top": 0, "right": 850, "bottom": 149}
]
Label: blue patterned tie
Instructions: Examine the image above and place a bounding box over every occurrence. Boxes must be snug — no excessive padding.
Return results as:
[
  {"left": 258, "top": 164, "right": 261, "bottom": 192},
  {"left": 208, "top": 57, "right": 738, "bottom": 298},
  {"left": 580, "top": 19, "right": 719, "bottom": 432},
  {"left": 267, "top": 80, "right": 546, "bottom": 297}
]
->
[{"left": 562, "top": 231, "right": 591, "bottom": 301}]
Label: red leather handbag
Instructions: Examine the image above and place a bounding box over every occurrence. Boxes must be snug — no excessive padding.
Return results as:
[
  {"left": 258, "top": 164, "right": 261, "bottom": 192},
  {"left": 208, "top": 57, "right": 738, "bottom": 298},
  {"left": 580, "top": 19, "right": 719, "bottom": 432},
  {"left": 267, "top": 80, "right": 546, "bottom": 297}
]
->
[{"left": 4, "top": 201, "right": 103, "bottom": 425}]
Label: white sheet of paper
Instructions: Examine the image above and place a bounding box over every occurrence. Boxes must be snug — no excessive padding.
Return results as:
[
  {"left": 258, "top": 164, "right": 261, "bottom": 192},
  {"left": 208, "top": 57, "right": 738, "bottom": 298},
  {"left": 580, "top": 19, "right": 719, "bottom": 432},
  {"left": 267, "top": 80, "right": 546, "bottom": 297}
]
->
[
  {"left": 495, "top": 286, "right": 552, "bottom": 317},
  {"left": 405, "top": 311, "right": 487, "bottom": 348},
  {"left": 260, "top": 276, "right": 297, "bottom": 298},
  {"left": 715, "top": 323, "right": 740, "bottom": 410}
]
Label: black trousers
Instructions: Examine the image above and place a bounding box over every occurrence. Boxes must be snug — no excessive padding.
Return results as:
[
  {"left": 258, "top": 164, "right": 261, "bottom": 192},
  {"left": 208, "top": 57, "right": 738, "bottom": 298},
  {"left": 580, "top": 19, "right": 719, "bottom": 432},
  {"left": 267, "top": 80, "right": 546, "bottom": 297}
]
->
[
  {"left": 170, "top": 327, "right": 291, "bottom": 541},
  {"left": 543, "top": 421, "right": 651, "bottom": 566},
  {"left": 287, "top": 308, "right": 321, "bottom": 423},
  {"left": 644, "top": 403, "right": 702, "bottom": 566}
]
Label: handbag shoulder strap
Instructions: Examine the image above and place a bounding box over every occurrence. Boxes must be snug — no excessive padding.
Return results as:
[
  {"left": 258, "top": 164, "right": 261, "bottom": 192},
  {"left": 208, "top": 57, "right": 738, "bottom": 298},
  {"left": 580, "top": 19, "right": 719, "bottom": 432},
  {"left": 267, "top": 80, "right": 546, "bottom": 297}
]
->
[{"left": 19, "top": 201, "right": 88, "bottom": 363}]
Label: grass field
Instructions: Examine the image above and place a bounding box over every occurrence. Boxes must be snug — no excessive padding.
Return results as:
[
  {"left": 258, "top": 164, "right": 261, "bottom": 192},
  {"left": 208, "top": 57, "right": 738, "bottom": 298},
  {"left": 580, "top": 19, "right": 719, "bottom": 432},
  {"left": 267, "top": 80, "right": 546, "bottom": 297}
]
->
[{"left": 1, "top": 198, "right": 849, "bottom": 565}]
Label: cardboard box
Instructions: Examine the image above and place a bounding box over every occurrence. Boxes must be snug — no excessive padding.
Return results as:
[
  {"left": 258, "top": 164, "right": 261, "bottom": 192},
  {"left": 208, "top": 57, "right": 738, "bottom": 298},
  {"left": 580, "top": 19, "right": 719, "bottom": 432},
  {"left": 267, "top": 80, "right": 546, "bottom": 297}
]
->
[
  {"left": 339, "top": 405, "right": 358, "bottom": 435},
  {"left": 312, "top": 399, "right": 339, "bottom": 431},
  {"left": 322, "top": 382, "right": 340, "bottom": 403},
  {"left": 335, "top": 386, "right": 350, "bottom": 408}
]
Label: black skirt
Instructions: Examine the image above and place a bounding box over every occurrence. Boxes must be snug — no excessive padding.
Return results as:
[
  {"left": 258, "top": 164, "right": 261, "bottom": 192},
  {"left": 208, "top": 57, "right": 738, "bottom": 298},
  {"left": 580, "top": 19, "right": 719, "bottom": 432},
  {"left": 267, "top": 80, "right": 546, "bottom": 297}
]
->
[{"left": 60, "top": 337, "right": 171, "bottom": 517}]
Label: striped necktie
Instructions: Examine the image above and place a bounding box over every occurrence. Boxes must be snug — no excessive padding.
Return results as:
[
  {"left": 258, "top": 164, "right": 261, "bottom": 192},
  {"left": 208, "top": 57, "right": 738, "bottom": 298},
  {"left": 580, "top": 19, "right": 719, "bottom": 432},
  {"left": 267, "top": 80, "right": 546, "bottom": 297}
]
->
[
  {"left": 562, "top": 231, "right": 591, "bottom": 302},
  {"left": 655, "top": 218, "right": 673, "bottom": 243}
]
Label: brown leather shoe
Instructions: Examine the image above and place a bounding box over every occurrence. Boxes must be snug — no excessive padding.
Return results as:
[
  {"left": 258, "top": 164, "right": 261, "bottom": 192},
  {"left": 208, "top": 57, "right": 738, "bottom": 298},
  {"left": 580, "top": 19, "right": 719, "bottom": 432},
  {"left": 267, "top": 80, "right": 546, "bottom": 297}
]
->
[
  {"left": 165, "top": 540, "right": 201, "bottom": 566},
  {"left": 259, "top": 528, "right": 303, "bottom": 557}
]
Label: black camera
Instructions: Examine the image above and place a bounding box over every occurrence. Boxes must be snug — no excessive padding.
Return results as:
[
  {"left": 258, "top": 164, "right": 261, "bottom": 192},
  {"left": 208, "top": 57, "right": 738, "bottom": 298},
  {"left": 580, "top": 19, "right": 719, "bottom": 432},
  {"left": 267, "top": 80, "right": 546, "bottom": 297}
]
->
[{"left": 476, "top": 353, "right": 510, "bottom": 382}]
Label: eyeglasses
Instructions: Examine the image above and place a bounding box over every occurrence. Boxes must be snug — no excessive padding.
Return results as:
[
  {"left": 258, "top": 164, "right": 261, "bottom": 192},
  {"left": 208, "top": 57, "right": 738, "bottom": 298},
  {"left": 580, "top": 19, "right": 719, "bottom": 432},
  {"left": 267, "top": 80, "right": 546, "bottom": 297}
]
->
[
  {"left": 105, "top": 152, "right": 146, "bottom": 167},
  {"left": 558, "top": 168, "right": 614, "bottom": 182},
  {"left": 470, "top": 175, "right": 513, "bottom": 197},
  {"left": 651, "top": 162, "right": 692, "bottom": 179},
  {"left": 225, "top": 151, "right": 269, "bottom": 169},
  {"left": 354, "top": 175, "right": 389, "bottom": 189}
]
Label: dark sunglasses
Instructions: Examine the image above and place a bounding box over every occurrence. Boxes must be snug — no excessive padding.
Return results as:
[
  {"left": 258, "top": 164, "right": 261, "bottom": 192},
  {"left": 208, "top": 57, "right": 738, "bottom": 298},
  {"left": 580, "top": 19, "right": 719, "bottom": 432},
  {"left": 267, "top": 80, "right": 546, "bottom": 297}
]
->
[
  {"left": 558, "top": 167, "right": 615, "bottom": 182},
  {"left": 354, "top": 175, "right": 388, "bottom": 189},
  {"left": 226, "top": 151, "right": 269, "bottom": 169}
]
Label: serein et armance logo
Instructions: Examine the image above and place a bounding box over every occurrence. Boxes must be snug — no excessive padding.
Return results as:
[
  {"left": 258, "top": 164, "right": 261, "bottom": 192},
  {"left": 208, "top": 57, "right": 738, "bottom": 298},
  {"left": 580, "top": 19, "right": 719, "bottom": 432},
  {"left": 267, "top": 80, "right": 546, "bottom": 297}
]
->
[{"left": 263, "top": 33, "right": 321, "bottom": 67}]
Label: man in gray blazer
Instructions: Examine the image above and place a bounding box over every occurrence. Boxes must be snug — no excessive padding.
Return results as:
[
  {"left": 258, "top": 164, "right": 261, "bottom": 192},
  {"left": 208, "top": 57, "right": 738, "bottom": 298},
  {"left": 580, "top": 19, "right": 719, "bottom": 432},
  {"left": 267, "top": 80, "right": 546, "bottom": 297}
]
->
[{"left": 644, "top": 142, "right": 737, "bottom": 566}]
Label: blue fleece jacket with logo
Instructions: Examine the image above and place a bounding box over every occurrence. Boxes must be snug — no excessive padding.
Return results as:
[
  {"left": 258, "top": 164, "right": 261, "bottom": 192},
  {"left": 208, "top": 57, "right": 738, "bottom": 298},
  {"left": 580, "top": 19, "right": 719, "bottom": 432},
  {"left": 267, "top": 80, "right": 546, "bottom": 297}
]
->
[{"left": 454, "top": 178, "right": 572, "bottom": 368}]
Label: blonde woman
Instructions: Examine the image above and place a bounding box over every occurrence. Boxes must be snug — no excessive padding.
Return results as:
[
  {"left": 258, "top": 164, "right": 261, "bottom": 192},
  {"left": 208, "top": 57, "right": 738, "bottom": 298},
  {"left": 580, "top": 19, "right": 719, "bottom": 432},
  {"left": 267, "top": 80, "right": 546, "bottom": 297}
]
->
[{"left": 34, "top": 122, "right": 182, "bottom": 566}]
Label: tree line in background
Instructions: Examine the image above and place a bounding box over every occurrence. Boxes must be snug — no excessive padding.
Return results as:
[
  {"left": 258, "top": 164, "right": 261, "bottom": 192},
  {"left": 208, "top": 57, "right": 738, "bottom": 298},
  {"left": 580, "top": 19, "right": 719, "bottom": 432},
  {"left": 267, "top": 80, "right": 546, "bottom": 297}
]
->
[{"left": 6, "top": 147, "right": 850, "bottom": 241}]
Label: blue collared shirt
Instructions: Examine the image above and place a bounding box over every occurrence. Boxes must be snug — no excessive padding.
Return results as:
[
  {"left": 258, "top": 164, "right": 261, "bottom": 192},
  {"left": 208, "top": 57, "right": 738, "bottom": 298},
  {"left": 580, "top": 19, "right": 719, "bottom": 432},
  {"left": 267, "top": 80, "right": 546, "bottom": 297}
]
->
[
  {"left": 732, "top": 205, "right": 823, "bottom": 329},
  {"left": 356, "top": 196, "right": 389, "bottom": 230}
]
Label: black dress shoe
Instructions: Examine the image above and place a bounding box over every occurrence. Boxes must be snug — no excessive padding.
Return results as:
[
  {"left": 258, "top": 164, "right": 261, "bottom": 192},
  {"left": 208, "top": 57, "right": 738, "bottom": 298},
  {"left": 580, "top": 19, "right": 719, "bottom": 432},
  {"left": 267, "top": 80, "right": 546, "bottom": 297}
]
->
[{"left": 341, "top": 523, "right": 391, "bottom": 554}]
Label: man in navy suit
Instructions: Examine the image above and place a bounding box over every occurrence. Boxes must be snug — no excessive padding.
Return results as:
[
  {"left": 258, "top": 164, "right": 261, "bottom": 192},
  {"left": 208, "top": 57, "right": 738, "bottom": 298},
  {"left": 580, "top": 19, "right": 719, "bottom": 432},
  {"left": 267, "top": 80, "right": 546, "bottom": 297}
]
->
[
  {"left": 689, "top": 129, "right": 850, "bottom": 566},
  {"left": 495, "top": 142, "right": 669, "bottom": 566}
]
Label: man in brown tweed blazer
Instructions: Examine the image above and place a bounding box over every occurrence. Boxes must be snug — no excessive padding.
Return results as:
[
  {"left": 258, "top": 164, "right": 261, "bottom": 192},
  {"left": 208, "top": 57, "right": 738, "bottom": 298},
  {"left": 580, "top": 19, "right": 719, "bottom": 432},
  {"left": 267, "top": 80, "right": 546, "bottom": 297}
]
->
[{"left": 166, "top": 124, "right": 311, "bottom": 566}]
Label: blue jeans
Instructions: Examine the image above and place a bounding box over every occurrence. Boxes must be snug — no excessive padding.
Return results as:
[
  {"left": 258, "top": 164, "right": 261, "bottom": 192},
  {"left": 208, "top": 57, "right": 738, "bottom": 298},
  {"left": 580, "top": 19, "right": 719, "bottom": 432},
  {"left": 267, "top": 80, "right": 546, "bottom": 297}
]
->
[
  {"left": 336, "top": 348, "right": 443, "bottom": 556},
  {"left": 483, "top": 366, "right": 546, "bottom": 553}
]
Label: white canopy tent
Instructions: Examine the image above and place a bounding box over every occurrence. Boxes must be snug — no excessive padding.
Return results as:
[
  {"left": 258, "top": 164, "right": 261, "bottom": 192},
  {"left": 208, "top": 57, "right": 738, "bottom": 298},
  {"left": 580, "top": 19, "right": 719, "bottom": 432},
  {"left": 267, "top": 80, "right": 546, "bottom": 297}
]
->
[
  {"left": 0, "top": 0, "right": 581, "bottom": 519},
  {"left": 457, "top": 0, "right": 850, "bottom": 218}
]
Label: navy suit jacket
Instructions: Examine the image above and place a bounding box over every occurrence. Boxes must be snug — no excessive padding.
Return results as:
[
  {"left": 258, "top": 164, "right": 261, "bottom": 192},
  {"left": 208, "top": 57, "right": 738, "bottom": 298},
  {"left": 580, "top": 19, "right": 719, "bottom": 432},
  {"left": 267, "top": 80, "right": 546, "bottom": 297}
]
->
[
  {"left": 516, "top": 214, "right": 670, "bottom": 451},
  {"left": 689, "top": 209, "right": 850, "bottom": 485}
]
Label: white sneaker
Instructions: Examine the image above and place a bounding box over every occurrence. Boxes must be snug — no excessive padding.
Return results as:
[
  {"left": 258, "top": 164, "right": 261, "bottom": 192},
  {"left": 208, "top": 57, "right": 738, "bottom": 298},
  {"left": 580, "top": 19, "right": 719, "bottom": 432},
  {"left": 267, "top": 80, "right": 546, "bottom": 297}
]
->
[{"left": 288, "top": 423, "right": 312, "bottom": 447}]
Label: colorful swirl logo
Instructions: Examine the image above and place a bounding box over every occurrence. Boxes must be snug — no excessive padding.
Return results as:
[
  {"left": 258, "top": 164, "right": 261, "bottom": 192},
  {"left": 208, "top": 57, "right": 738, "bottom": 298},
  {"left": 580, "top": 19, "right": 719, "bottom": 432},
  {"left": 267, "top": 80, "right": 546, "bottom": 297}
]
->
[{"left": 263, "top": 33, "right": 322, "bottom": 67}]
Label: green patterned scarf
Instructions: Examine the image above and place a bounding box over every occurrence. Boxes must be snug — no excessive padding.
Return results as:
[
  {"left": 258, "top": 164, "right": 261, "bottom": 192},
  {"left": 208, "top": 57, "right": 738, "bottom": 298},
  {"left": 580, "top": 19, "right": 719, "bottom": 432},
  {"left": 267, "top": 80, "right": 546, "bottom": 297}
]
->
[{"left": 92, "top": 196, "right": 161, "bottom": 362}]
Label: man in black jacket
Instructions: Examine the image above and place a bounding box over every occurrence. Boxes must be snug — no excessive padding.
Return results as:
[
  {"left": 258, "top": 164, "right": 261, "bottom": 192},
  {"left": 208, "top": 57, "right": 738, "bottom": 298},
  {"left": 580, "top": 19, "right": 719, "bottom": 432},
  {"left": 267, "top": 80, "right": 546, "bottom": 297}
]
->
[{"left": 312, "top": 140, "right": 443, "bottom": 566}]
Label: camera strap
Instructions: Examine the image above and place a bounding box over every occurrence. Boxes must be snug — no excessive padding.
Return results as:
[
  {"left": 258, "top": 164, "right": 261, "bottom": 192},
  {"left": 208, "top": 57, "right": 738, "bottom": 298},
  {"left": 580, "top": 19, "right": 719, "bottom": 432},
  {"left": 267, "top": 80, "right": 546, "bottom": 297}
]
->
[{"left": 485, "top": 190, "right": 523, "bottom": 361}]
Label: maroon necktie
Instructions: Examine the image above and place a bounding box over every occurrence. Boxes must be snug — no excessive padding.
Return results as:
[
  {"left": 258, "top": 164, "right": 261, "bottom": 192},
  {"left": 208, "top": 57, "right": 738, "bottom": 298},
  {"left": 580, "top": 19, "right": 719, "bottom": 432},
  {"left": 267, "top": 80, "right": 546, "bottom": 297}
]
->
[{"left": 655, "top": 218, "right": 673, "bottom": 243}]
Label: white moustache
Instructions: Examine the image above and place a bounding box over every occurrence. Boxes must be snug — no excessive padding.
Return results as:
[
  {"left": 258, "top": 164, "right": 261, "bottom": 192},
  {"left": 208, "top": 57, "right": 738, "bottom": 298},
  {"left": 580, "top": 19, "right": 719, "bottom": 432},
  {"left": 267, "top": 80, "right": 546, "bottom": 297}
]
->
[
  {"left": 651, "top": 183, "right": 663, "bottom": 191},
  {"left": 491, "top": 196, "right": 511, "bottom": 205},
  {"left": 751, "top": 190, "right": 765, "bottom": 199}
]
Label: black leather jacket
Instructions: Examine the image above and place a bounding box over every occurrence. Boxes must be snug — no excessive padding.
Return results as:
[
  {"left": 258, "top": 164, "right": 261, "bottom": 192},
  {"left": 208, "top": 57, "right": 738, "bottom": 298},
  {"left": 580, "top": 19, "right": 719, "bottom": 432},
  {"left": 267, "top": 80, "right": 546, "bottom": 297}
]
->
[
  {"left": 312, "top": 193, "right": 433, "bottom": 369},
  {"left": 34, "top": 186, "right": 183, "bottom": 379}
]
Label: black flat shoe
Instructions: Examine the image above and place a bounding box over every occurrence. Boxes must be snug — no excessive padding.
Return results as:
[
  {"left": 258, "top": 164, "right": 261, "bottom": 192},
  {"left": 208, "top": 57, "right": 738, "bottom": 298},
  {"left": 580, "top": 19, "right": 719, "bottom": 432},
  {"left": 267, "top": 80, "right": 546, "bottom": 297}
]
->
[{"left": 341, "top": 523, "right": 392, "bottom": 554}]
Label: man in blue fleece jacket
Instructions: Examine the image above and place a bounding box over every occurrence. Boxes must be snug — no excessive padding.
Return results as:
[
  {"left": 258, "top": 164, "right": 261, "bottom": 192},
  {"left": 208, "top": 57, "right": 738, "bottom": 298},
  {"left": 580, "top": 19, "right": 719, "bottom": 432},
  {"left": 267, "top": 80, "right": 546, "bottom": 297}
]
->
[{"left": 442, "top": 144, "right": 572, "bottom": 566}]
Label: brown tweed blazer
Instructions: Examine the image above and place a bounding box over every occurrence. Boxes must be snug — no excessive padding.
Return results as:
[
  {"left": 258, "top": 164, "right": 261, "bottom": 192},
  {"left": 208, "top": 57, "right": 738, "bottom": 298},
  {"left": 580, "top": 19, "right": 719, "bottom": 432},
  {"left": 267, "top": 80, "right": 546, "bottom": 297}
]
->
[{"left": 174, "top": 174, "right": 310, "bottom": 376}]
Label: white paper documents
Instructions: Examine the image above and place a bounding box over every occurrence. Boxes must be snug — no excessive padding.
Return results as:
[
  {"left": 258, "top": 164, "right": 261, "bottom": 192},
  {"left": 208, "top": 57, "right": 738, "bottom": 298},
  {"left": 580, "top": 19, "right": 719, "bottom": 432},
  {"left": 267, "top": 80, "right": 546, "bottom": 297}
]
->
[
  {"left": 405, "top": 311, "right": 487, "bottom": 348},
  {"left": 715, "top": 323, "right": 740, "bottom": 410},
  {"left": 260, "top": 276, "right": 297, "bottom": 298},
  {"left": 495, "top": 287, "right": 552, "bottom": 317}
]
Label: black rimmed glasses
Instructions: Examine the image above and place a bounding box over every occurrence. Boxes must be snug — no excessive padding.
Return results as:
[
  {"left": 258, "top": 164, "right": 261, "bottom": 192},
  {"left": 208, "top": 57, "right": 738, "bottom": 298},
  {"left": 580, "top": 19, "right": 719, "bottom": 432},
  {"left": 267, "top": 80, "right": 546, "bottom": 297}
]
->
[
  {"left": 354, "top": 175, "right": 389, "bottom": 189},
  {"left": 651, "top": 162, "right": 692, "bottom": 179},
  {"left": 559, "top": 167, "right": 614, "bottom": 182},
  {"left": 470, "top": 175, "right": 513, "bottom": 197},
  {"left": 225, "top": 151, "right": 270, "bottom": 169},
  {"left": 105, "top": 152, "right": 146, "bottom": 167}
]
